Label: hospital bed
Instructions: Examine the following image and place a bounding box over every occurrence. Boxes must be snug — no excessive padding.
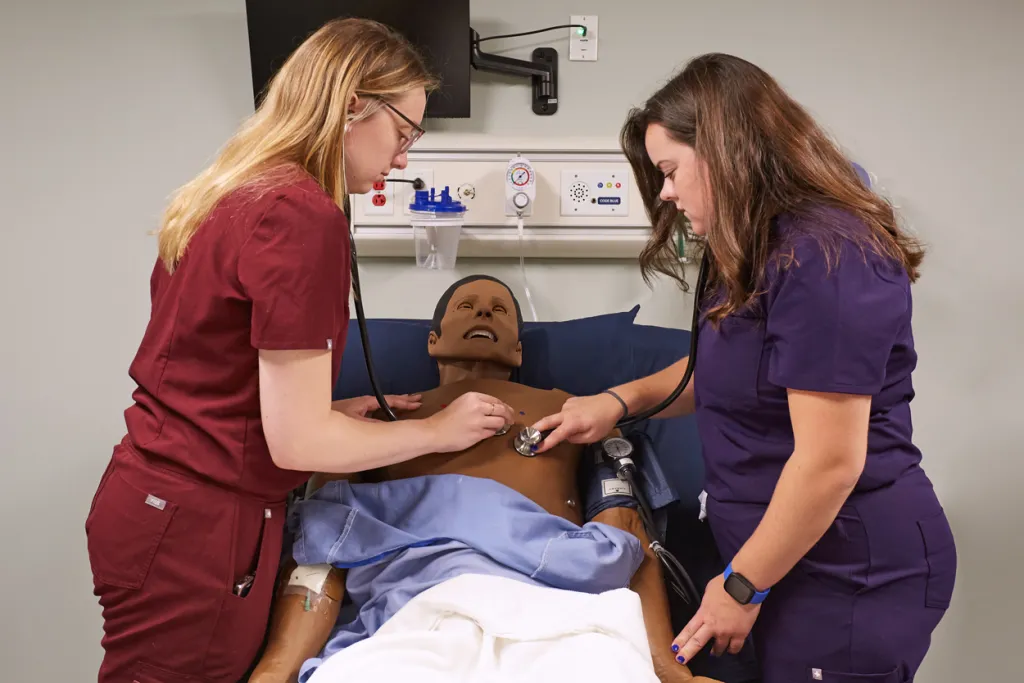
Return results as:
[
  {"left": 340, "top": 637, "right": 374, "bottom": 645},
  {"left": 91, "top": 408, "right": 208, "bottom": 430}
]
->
[{"left": 326, "top": 304, "right": 762, "bottom": 683}]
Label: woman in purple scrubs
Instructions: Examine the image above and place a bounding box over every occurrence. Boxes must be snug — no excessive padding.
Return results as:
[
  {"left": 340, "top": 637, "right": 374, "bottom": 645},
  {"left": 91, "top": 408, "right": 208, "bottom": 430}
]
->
[{"left": 532, "top": 53, "right": 956, "bottom": 683}]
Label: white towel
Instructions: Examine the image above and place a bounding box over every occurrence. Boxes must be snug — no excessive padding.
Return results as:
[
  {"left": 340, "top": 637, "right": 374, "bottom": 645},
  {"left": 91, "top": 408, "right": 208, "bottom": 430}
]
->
[{"left": 306, "top": 573, "right": 660, "bottom": 683}]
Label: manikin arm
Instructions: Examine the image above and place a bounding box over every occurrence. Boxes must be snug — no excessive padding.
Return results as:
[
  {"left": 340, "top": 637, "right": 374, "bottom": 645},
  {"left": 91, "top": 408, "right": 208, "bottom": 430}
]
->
[
  {"left": 248, "top": 472, "right": 356, "bottom": 683},
  {"left": 592, "top": 506, "right": 699, "bottom": 683},
  {"left": 249, "top": 559, "right": 347, "bottom": 683}
]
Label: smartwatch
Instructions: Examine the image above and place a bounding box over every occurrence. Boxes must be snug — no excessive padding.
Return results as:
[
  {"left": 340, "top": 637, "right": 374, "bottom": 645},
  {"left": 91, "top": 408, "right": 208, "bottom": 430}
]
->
[{"left": 723, "top": 563, "right": 770, "bottom": 605}]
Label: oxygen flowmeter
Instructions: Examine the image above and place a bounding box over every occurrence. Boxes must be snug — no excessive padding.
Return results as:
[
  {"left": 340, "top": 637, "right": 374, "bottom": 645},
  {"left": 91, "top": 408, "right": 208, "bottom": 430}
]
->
[
  {"left": 503, "top": 154, "right": 540, "bottom": 322},
  {"left": 505, "top": 155, "right": 536, "bottom": 217}
]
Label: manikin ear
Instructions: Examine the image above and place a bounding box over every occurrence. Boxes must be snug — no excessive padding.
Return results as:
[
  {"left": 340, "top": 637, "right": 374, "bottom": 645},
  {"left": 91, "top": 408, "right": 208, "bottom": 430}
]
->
[{"left": 427, "top": 330, "right": 439, "bottom": 348}]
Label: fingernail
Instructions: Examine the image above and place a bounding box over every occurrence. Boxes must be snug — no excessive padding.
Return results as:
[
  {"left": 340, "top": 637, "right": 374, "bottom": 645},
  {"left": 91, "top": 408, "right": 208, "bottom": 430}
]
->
[
  {"left": 671, "top": 644, "right": 679, "bottom": 653},
  {"left": 530, "top": 445, "right": 538, "bottom": 452},
  {"left": 676, "top": 655, "right": 686, "bottom": 664}
]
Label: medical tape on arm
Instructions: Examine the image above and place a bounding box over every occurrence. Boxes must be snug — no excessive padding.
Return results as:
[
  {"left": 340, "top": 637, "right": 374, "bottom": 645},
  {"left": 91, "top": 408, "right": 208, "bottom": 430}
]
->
[{"left": 282, "top": 563, "right": 339, "bottom": 611}]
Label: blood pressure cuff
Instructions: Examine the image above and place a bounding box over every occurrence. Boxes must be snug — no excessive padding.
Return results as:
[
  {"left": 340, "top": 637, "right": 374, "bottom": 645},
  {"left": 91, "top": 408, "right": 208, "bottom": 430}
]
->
[{"left": 576, "top": 432, "right": 678, "bottom": 539}]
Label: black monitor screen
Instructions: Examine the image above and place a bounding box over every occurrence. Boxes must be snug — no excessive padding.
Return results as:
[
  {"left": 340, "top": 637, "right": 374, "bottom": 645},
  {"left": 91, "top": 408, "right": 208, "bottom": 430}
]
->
[{"left": 245, "top": 0, "right": 471, "bottom": 118}]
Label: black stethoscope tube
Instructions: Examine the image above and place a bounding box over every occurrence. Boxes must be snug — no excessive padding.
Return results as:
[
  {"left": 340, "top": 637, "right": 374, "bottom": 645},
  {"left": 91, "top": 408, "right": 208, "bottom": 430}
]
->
[
  {"left": 615, "top": 250, "right": 709, "bottom": 428},
  {"left": 350, "top": 229, "right": 400, "bottom": 422},
  {"left": 354, "top": 227, "right": 710, "bottom": 428}
]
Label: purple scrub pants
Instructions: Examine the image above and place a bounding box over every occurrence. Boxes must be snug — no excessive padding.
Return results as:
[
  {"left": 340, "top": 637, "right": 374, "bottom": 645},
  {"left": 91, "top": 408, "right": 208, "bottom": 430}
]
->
[{"left": 706, "top": 468, "right": 956, "bottom": 683}]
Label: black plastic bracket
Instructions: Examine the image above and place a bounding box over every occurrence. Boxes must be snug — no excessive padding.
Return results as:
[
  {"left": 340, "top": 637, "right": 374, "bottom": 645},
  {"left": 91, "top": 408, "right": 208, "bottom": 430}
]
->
[{"left": 470, "top": 28, "right": 558, "bottom": 116}]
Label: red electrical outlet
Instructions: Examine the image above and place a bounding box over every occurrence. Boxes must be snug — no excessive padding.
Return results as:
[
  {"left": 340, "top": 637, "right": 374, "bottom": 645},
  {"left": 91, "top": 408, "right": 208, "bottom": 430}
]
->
[
  {"left": 372, "top": 180, "right": 387, "bottom": 191},
  {"left": 371, "top": 193, "right": 387, "bottom": 207}
]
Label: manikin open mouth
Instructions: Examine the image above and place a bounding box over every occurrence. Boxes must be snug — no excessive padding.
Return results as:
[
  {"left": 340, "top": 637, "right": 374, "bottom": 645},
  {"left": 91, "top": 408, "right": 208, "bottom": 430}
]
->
[{"left": 464, "top": 326, "right": 497, "bottom": 342}]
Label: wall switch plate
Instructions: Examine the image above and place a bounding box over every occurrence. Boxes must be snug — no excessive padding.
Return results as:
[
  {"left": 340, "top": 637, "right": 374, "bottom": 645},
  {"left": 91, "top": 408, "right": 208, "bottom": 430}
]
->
[
  {"left": 362, "top": 173, "right": 395, "bottom": 215},
  {"left": 560, "top": 168, "right": 630, "bottom": 216},
  {"left": 569, "top": 15, "right": 598, "bottom": 61},
  {"left": 400, "top": 166, "right": 434, "bottom": 215}
]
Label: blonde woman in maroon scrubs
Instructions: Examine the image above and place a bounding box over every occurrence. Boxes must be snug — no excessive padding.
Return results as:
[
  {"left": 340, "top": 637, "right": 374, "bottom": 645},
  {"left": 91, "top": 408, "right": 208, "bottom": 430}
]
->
[{"left": 85, "top": 19, "right": 514, "bottom": 682}]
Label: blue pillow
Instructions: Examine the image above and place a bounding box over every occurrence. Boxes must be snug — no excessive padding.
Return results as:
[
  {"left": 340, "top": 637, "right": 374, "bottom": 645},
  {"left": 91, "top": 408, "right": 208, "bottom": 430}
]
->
[
  {"left": 335, "top": 320, "right": 439, "bottom": 399},
  {"left": 334, "top": 306, "right": 640, "bottom": 401},
  {"left": 517, "top": 305, "right": 639, "bottom": 397}
]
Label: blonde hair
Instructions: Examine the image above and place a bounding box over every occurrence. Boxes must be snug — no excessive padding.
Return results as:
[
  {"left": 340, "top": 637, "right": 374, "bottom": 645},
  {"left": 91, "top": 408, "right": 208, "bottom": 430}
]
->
[{"left": 156, "top": 18, "right": 438, "bottom": 271}]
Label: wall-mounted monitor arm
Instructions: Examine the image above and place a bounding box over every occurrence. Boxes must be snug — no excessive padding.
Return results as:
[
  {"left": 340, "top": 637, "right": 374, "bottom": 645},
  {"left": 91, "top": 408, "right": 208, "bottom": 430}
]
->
[{"left": 469, "top": 28, "right": 558, "bottom": 116}]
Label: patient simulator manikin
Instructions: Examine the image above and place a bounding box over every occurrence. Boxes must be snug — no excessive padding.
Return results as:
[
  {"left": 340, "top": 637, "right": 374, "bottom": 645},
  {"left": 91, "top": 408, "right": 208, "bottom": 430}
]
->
[{"left": 249, "top": 275, "right": 718, "bottom": 683}]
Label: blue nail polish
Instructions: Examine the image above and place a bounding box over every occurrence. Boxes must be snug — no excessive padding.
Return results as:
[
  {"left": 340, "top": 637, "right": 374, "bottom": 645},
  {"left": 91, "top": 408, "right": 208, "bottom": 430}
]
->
[
  {"left": 530, "top": 445, "right": 537, "bottom": 451},
  {"left": 671, "top": 644, "right": 679, "bottom": 653},
  {"left": 676, "top": 655, "right": 686, "bottom": 664}
]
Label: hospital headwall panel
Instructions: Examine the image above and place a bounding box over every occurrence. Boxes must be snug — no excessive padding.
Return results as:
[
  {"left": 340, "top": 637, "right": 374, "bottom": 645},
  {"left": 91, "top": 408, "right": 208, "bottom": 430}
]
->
[{"left": 349, "top": 148, "right": 664, "bottom": 260}]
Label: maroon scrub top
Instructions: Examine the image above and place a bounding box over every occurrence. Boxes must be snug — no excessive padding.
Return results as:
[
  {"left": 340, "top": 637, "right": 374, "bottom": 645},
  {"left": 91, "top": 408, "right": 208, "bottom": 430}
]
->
[{"left": 122, "top": 171, "right": 351, "bottom": 501}]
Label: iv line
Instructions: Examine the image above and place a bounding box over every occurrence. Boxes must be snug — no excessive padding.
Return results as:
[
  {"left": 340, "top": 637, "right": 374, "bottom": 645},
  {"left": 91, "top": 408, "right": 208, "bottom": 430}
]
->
[{"left": 516, "top": 212, "right": 539, "bottom": 322}]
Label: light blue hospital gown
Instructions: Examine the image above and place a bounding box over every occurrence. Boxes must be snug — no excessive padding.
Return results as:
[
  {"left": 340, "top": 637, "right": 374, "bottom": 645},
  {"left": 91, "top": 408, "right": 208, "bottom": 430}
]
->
[{"left": 289, "top": 474, "right": 645, "bottom": 682}]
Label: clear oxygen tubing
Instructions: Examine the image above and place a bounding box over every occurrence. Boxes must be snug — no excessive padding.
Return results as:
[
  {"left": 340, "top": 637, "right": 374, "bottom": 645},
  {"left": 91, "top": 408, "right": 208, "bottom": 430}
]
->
[{"left": 516, "top": 212, "right": 539, "bottom": 322}]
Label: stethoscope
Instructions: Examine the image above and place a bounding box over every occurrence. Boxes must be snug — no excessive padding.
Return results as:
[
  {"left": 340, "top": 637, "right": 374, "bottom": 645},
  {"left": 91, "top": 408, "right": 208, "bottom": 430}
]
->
[
  {"left": 510, "top": 249, "right": 709, "bottom": 452},
  {"left": 539, "top": 251, "right": 707, "bottom": 610},
  {"left": 351, "top": 232, "right": 710, "bottom": 434},
  {"left": 349, "top": 223, "right": 710, "bottom": 611},
  {"left": 347, "top": 168, "right": 713, "bottom": 433}
]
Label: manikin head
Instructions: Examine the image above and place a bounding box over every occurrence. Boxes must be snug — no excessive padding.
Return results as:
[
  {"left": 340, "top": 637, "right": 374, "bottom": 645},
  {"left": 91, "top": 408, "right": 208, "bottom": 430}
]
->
[{"left": 427, "top": 275, "right": 524, "bottom": 379}]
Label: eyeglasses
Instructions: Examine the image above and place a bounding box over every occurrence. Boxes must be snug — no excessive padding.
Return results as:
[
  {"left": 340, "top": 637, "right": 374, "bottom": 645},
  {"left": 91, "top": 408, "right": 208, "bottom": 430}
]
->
[{"left": 374, "top": 97, "right": 425, "bottom": 154}]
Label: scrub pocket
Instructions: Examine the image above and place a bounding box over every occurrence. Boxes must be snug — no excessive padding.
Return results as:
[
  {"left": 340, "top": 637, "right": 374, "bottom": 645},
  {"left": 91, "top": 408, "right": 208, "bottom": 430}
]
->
[
  {"left": 808, "top": 664, "right": 905, "bottom": 682},
  {"left": 797, "top": 503, "right": 870, "bottom": 595},
  {"left": 203, "top": 501, "right": 286, "bottom": 681},
  {"left": 917, "top": 511, "right": 957, "bottom": 609},
  {"left": 86, "top": 469, "right": 178, "bottom": 590},
  {"left": 696, "top": 313, "right": 766, "bottom": 411}
]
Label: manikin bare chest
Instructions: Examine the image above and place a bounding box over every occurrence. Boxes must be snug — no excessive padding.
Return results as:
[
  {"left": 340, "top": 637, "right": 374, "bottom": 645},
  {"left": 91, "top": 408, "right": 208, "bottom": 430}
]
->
[{"left": 373, "top": 378, "right": 584, "bottom": 525}]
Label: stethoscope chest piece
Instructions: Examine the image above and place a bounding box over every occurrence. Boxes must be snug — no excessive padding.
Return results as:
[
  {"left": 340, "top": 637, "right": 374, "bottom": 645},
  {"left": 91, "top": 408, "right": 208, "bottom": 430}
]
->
[
  {"left": 513, "top": 427, "right": 542, "bottom": 457},
  {"left": 494, "top": 422, "right": 511, "bottom": 437}
]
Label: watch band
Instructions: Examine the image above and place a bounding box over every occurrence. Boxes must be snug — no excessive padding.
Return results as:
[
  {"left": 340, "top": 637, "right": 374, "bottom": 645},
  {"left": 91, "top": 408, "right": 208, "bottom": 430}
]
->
[{"left": 723, "top": 563, "right": 770, "bottom": 605}]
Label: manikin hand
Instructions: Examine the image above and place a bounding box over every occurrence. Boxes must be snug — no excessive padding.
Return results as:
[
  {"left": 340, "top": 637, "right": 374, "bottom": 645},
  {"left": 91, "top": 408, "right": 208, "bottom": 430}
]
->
[
  {"left": 672, "top": 574, "right": 760, "bottom": 666},
  {"left": 529, "top": 392, "right": 624, "bottom": 453},
  {"left": 332, "top": 394, "right": 422, "bottom": 421}
]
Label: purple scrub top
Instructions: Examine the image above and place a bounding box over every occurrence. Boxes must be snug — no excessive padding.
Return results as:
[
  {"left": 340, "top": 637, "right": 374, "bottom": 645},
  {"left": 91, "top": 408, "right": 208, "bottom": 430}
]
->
[{"left": 694, "top": 205, "right": 922, "bottom": 505}]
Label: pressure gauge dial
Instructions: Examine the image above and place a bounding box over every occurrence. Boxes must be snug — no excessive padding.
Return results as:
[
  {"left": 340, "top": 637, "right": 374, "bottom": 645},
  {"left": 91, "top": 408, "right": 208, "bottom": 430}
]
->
[
  {"left": 602, "top": 436, "right": 634, "bottom": 460},
  {"left": 507, "top": 163, "right": 533, "bottom": 187}
]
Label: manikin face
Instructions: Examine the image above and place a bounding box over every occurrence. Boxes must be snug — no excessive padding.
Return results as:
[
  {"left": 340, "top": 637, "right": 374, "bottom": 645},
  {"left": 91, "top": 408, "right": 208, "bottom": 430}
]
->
[
  {"left": 428, "top": 279, "right": 523, "bottom": 368},
  {"left": 644, "top": 122, "right": 710, "bottom": 235},
  {"left": 344, "top": 88, "right": 426, "bottom": 195}
]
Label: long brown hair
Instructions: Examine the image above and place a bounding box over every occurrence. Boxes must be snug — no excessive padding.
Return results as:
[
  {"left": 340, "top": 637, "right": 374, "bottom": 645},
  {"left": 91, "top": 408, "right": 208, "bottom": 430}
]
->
[
  {"left": 156, "top": 18, "right": 438, "bottom": 272},
  {"left": 621, "top": 53, "right": 924, "bottom": 322}
]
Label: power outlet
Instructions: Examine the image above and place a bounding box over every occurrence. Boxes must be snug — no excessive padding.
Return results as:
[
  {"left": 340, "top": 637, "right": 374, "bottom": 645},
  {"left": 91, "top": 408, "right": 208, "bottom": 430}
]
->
[
  {"left": 560, "top": 168, "right": 630, "bottom": 216},
  {"left": 569, "top": 15, "right": 598, "bottom": 62},
  {"left": 400, "top": 166, "right": 434, "bottom": 214},
  {"left": 362, "top": 174, "right": 395, "bottom": 215}
]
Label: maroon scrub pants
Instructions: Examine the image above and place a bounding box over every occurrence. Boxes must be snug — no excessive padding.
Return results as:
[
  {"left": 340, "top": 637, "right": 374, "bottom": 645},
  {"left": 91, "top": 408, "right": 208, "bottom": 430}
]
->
[
  {"left": 706, "top": 468, "right": 956, "bottom": 683},
  {"left": 85, "top": 445, "right": 287, "bottom": 682}
]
